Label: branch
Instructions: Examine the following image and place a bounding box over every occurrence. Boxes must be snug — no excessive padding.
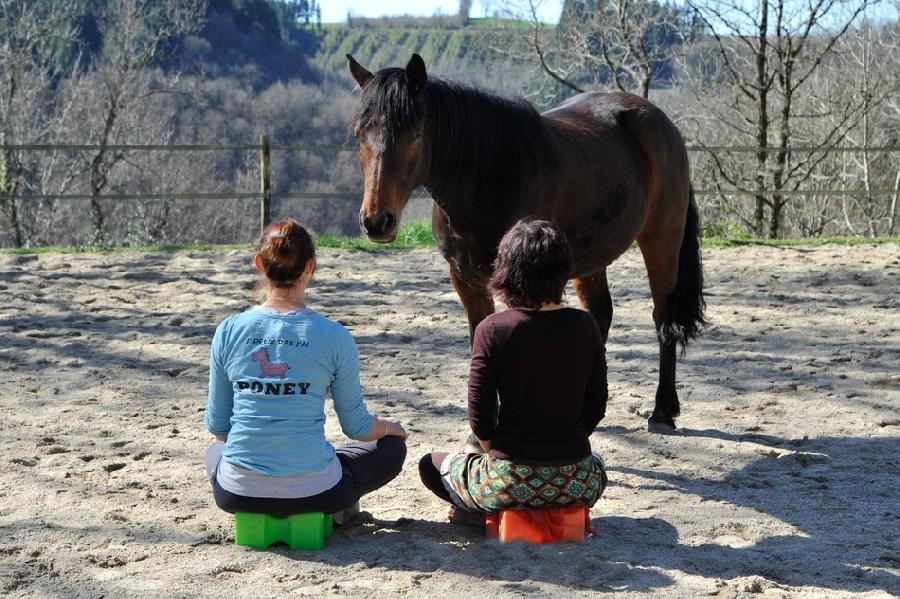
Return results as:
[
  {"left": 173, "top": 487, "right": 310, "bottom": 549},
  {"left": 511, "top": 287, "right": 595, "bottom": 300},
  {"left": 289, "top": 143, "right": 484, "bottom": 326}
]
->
[
  {"left": 527, "top": 0, "right": 585, "bottom": 93},
  {"left": 685, "top": 2, "right": 765, "bottom": 101},
  {"left": 791, "top": 0, "right": 876, "bottom": 93}
]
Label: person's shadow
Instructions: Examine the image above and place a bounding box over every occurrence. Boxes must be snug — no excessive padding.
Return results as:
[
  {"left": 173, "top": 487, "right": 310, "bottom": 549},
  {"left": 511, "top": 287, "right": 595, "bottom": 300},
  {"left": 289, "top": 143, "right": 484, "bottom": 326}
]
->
[
  {"left": 279, "top": 513, "right": 677, "bottom": 593},
  {"left": 272, "top": 431, "right": 898, "bottom": 595}
]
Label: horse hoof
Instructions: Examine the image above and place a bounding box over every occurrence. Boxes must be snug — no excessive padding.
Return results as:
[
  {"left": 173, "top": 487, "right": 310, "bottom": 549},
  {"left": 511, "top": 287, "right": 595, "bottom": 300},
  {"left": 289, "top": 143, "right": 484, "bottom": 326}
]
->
[{"left": 647, "top": 418, "right": 679, "bottom": 435}]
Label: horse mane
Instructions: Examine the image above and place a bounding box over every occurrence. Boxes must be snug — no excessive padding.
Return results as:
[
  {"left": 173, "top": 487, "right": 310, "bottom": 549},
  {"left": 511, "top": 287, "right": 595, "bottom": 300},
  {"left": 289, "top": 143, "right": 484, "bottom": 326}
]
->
[
  {"left": 350, "top": 68, "right": 419, "bottom": 152},
  {"left": 351, "top": 70, "right": 557, "bottom": 221}
]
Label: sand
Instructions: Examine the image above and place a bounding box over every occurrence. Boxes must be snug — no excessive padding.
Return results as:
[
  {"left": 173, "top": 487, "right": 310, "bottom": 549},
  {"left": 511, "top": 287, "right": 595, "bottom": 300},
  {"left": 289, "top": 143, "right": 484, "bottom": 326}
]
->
[{"left": 0, "top": 244, "right": 898, "bottom": 598}]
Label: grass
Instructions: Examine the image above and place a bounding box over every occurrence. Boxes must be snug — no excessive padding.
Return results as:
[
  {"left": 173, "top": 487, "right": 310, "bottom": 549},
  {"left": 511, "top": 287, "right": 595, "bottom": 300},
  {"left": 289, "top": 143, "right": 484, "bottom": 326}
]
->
[
  {"left": 316, "top": 219, "right": 435, "bottom": 250},
  {"left": 2, "top": 221, "right": 898, "bottom": 254},
  {"left": 0, "top": 221, "right": 437, "bottom": 255},
  {"left": 701, "top": 235, "right": 900, "bottom": 248}
]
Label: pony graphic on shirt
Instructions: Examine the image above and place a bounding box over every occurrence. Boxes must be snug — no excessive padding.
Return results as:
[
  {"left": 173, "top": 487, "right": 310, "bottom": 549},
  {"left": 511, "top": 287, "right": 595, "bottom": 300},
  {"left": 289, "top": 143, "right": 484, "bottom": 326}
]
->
[{"left": 250, "top": 347, "right": 289, "bottom": 379}]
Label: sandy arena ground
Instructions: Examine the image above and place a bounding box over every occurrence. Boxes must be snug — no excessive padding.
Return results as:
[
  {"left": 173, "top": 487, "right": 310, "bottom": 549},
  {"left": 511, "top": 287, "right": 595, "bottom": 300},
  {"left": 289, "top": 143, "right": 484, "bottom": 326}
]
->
[{"left": 0, "top": 244, "right": 898, "bottom": 598}]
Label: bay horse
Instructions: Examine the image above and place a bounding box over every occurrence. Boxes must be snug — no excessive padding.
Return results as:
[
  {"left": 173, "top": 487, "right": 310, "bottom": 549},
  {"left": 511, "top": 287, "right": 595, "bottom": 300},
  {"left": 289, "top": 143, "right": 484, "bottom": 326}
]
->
[{"left": 347, "top": 54, "right": 706, "bottom": 433}]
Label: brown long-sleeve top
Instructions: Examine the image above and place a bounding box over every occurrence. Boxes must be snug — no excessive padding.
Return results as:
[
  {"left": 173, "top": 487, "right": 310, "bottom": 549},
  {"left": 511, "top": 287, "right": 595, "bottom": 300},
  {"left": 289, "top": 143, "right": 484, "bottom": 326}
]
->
[{"left": 467, "top": 307, "right": 608, "bottom": 463}]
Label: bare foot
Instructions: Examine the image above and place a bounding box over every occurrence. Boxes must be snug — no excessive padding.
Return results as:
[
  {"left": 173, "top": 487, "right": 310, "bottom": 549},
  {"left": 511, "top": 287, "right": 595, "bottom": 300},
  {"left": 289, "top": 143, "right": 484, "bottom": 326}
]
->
[
  {"left": 464, "top": 433, "right": 484, "bottom": 454},
  {"left": 448, "top": 506, "right": 485, "bottom": 527},
  {"left": 333, "top": 501, "right": 360, "bottom": 526}
]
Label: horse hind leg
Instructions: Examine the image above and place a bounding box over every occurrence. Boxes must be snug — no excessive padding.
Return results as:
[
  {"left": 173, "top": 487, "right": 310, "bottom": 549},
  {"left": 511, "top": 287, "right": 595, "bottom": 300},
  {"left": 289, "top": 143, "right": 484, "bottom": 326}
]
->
[
  {"left": 638, "top": 192, "right": 707, "bottom": 434},
  {"left": 638, "top": 237, "right": 681, "bottom": 434},
  {"left": 573, "top": 270, "right": 613, "bottom": 344}
]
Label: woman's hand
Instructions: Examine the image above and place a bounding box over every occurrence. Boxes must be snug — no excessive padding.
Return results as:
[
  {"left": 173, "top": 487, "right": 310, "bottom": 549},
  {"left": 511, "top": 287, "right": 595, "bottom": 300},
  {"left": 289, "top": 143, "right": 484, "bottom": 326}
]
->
[
  {"left": 380, "top": 416, "right": 408, "bottom": 440},
  {"left": 360, "top": 416, "right": 408, "bottom": 441}
]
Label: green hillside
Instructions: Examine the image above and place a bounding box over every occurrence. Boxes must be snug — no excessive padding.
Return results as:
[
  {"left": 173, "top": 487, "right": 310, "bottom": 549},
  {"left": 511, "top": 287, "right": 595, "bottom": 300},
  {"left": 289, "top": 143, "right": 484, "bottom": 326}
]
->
[{"left": 313, "top": 24, "right": 526, "bottom": 80}]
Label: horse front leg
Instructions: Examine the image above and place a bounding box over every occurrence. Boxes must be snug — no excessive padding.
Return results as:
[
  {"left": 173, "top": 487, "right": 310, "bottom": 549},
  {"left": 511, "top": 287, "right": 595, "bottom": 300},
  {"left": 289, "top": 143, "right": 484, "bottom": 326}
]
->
[
  {"left": 573, "top": 269, "right": 613, "bottom": 344},
  {"left": 449, "top": 268, "right": 495, "bottom": 453},
  {"left": 449, "top": 268, "right": 495, "bottom": 345}
]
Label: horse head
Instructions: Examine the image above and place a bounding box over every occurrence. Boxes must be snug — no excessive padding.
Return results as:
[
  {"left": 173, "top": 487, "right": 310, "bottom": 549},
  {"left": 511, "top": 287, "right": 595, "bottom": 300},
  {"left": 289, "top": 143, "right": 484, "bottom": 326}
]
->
[{"left": 347, "top": 53, "right": 429, "bottom": 243}]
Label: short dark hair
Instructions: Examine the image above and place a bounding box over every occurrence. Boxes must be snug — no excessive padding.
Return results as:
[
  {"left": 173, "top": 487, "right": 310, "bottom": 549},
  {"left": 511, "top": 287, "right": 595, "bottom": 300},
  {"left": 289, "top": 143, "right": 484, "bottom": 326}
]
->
[
  {"left": 256, "top": 218, "right": 316, "bottom": 288},
  {"left": 489, "top": 219, "right": 572, "bottom": 309}
]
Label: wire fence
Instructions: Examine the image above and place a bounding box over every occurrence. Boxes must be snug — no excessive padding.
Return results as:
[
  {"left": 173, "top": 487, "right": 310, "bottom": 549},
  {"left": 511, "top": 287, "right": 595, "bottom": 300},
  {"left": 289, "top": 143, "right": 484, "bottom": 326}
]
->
[{"left": 3, "top": 140, "right": 899, "bottom": 232}]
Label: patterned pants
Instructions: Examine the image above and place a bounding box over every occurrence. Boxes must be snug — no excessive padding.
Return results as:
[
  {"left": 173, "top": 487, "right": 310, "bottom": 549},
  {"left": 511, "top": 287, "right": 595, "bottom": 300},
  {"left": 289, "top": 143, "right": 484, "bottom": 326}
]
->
[{"left": 445, "top": 452, "right": 607, "bottom": 513}]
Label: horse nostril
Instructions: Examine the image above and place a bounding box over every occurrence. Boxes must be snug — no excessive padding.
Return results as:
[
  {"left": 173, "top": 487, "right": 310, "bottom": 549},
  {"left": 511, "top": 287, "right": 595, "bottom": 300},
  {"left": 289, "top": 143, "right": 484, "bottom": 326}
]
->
[
  {"left": 361, "top": 213, "right": 379, "bottom": 235},
  {"left": 360, "top": 211, "right": 395, "bottom": 238},
  {"left": 381, "top": 212, "right": 396, "bottom": 233}
]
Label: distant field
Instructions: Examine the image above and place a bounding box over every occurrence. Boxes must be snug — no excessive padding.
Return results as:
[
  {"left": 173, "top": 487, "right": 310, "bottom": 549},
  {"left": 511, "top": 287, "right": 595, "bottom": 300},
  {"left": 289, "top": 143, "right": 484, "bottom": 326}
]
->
[
  {"left": 315, "top": 27, "right": 496, "bottom": 73},
  {"left": 313, "top": 20, "right": 537, "bottom": 76}
]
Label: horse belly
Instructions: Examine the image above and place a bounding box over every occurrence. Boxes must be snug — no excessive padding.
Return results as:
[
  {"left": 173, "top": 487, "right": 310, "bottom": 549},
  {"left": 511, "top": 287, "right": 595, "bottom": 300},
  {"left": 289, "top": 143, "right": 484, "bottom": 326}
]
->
[
  {"left": 554, "top": 170, "right": 648, "bottom": 278},
  {"left": 543, "top": 93, "right": 656, "bottom": 276}
]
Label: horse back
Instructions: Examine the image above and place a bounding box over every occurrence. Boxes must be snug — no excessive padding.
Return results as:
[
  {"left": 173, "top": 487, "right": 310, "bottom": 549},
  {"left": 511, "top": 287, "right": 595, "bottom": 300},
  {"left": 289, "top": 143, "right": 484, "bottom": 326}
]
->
[{"left": 539, "top": 92, "right": 689, "bottom": 275}]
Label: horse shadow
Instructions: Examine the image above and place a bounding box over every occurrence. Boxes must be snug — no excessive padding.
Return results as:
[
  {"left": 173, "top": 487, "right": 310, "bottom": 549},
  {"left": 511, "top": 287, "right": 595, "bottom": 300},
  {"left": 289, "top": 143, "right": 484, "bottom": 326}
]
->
[{"left": 605, "top": 431, "right": 899, "bottom": 594}]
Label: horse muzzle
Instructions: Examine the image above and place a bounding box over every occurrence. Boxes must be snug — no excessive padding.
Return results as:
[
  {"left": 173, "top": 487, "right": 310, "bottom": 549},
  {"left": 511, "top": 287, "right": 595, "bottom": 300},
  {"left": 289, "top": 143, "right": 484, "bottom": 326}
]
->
[{"left": 359, "top": 210, "right": 397, "bottom": 243}]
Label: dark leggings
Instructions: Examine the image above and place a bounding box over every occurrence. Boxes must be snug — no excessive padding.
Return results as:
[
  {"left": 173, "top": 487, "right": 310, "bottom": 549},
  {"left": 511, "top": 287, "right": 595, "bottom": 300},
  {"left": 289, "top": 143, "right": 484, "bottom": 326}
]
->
[
  {"left": 418, "top": 453, "right": 452, "bottom": 503},
  {"left": 212, "top": 436, "right": 407, "bottom": 516}
]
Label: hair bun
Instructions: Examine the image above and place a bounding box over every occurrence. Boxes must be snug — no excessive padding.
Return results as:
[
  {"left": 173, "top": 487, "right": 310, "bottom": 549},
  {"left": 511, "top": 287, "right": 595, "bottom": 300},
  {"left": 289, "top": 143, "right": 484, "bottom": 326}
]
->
[{"left": 256, "top": 218, "right": 316, "bottom": 288}]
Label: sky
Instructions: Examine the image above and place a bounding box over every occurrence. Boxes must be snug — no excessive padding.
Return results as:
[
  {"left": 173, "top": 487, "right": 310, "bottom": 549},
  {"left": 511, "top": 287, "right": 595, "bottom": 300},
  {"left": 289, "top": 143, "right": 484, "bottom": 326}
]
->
[{"left": 319, "top": 0, "right": 563, "bottom": 24}]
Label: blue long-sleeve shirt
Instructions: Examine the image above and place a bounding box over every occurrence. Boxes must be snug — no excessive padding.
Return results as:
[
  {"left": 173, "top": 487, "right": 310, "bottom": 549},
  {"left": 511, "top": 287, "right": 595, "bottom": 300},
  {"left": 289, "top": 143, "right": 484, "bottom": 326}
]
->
[{"left": 205, "top": 306, "right": 374, "bottom": 477}]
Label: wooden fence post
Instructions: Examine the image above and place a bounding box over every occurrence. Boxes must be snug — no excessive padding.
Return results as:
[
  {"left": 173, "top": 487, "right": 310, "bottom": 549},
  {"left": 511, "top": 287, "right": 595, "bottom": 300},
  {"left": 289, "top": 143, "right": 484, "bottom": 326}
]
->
[{"left": 259, "top": 134, "right": 271, "bottom": 232}]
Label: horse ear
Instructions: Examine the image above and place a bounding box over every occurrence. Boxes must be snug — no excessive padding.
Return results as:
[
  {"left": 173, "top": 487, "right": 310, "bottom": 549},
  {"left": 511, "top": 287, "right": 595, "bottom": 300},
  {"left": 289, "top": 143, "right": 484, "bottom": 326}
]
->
[
  {"left": 405, "top": 53, "right": 427, "bottom": 94},
  {"left": 346, "top": 54, "right": 373, "bottom": 88}
]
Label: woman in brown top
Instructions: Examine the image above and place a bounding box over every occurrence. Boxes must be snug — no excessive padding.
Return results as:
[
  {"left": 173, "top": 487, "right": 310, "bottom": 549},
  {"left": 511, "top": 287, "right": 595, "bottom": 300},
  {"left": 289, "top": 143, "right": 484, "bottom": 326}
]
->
[{"left": 419, "top": 219, "right": 608, "bottom": 521}]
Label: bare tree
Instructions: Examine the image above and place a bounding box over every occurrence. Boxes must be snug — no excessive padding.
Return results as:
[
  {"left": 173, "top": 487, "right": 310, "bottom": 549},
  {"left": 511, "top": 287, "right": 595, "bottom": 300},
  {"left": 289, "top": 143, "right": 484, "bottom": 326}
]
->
[
  {"left": 683, "top": 0, "right": 880, "bottom": 238},
  {"left": 887, "top": 106, "right": 900, "bottom": 236},
  {"left": 811, "top": 22, "right": 900, "bottom": 237},
  {"left": 879, "top": 9, "right": 900, "bottom": 236},
  {"left": 60, "top": 0, "right": 205, "bottom": 245},
  {"left": 459, "top": 0, "right": 472, "bottom": 24},
  {"left": 0, "top": 0, "right": 81, "bottom": 247},
  {"left": 498, "top": 0, "right": 691, "bottom": 100}
]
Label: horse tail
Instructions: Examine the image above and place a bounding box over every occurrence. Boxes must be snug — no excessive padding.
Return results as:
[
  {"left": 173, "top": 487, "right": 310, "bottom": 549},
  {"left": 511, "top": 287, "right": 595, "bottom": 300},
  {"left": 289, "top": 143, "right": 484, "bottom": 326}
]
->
[{"left": 663, "top": 186, "right": 708, "bottom": 354}]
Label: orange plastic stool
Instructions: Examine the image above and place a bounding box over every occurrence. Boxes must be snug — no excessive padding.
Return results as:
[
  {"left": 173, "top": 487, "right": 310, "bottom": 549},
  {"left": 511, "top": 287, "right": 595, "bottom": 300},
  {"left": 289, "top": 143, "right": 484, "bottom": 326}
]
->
[{"left": 485, "top": 506, "right": 590, "bottom": 544}]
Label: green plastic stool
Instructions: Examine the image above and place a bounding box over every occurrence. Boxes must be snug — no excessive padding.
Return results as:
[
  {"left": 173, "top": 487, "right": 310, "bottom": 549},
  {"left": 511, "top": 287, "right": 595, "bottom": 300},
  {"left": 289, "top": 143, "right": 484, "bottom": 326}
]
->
[{"left": 234, "top": 512, "right": 333, "bottom": 551}]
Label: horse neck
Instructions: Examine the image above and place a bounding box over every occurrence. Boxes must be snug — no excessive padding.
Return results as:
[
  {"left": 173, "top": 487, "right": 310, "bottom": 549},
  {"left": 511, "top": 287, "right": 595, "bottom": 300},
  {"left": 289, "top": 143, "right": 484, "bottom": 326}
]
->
[{"left": 422, "top": 83, "right": 554, "bottom": 223}]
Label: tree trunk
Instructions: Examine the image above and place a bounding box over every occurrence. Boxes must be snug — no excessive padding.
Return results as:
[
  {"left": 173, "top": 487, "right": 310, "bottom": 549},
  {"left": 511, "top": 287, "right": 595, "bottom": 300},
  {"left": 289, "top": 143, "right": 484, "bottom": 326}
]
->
[
  {"left": 771, "top": 6, "right": 793, "bottom": 240},
  {"left": 1, "top": 146, "right": 24, "bottom": 248},
  {"left": 753, "top": 1, "right": 770, "bottom": 237},
  {"left": 89, "top": 147, "right": 109, "bottom": 246},
  {"left": 754, "top": 193, "right": 766, "bottom": 237},
  {"left": 770, "top": 145, "right": 790, "bottom": 239},
  {"left": 769, "top": 197, "right": 784, "bottom": 239},
  {"left": 87, "top": 96, "right": 120, "bottom": 246},
  {"left": 889, "top": 163, "right": 899, "bottom": 237}
]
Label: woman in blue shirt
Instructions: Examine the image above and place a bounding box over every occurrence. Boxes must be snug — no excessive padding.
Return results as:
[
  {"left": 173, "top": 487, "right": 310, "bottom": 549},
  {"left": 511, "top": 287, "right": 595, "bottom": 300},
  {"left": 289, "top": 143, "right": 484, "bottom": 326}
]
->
[{"left": 205, "top": 218, "right": 407, "bottom": 519}]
